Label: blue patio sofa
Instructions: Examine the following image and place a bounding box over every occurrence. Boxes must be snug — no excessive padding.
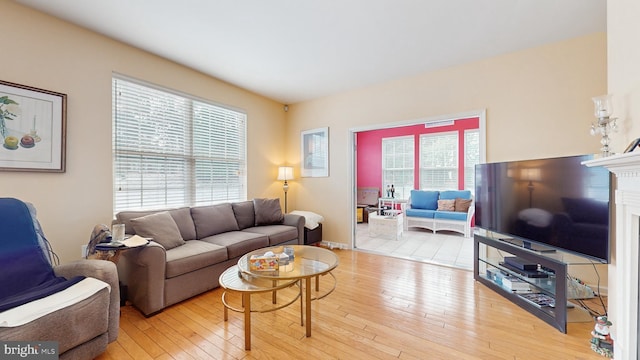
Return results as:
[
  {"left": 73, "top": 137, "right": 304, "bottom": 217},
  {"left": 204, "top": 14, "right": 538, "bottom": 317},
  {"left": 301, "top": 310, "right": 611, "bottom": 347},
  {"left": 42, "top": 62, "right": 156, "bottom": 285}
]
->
[{"left": 401, "top": 190, "right": 474, "bottom": 237}]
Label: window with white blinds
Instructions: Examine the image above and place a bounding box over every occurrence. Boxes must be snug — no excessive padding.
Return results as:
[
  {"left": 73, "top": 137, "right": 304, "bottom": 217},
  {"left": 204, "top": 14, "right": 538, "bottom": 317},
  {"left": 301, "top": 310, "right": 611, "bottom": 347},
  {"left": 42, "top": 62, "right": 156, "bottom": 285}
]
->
[
  {"left": 464, "top": 129, "right": 480, "bottom": 194},
  {"left": 419, "top": 132, "right": 458, "bottom": 190},
  {"left": 112, "top": 77, "right": 247, "bottom": 212},
  {"left": 381, "top": 136, "right": 414, "bottom": 200}
]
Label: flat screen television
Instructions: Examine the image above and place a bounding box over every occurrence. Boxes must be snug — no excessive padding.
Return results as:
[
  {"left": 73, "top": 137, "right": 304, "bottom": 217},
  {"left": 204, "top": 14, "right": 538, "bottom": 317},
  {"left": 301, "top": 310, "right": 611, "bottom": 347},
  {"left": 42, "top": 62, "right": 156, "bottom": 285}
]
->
[{"left": 475, "top": 154, "right": 611, "bottom": 263}]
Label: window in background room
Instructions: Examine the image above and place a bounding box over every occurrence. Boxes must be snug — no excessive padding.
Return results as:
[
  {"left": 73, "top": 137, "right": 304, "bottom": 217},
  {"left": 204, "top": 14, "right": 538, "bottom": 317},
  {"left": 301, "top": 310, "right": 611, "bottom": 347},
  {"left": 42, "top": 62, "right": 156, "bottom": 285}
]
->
[
  {"left": 112, "top": 76, "right": 247, "bottom": 213},
  {"left": 419, "top": 132, "right": 458, "bottom": 190},
  {"left": 464, "top": 129, "right": 480, "bottom": 194},
  {"left": 382, "top": 136, "right": 414, "bottom": 199}
]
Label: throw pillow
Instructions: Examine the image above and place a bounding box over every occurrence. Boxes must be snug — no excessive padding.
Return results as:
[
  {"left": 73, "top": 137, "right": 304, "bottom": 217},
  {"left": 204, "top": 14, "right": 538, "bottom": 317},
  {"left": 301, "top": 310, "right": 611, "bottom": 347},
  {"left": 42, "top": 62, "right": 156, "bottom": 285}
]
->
[
  {"left": 437, "top": 199, "right": 455, "bottom": 211},
  {"left": 191, "top": 203, "right": 240, "bottom": 238},
  {"left": 253, "top": 198, "right": 284, "bottom": 225},
  {"left": 131, "top": 211, "right": 186, "bottom": 250},
  {"left": 232, "top": 201, "right": 255, "bottom": 230},
  {"left": 455, "top": 198, "right": 473, "bottom": 212}
]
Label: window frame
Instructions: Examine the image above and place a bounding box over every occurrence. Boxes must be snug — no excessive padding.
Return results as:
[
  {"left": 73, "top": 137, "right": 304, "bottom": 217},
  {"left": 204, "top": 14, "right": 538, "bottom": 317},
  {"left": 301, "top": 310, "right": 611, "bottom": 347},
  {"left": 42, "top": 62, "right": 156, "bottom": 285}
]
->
[
  {"left": 112, "top": 75, "right": 247, "bottom": 213},
  {"left": 418, "top": 131, "right": 459, "bottom": 190},
  {"left": 381, "top": 135, "right": 414, "bottom": 200}
]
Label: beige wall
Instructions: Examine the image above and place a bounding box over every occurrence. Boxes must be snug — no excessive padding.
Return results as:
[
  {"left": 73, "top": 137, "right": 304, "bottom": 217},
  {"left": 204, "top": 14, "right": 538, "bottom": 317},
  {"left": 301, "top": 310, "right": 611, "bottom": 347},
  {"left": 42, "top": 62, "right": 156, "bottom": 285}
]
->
[
  {"left": 286, "top": 33, "right": 607, "bottom": 250},
  {"left": 1, "top": 3, "right": 609, "bottom": 271},
  {"left": 1, "top": 3, "right": 287, "bottom": 263},
  {"left": 608, "top": 0, "right": 640, "bottom": 150},
  {"left": 605, "top": 0, "right": 640, "bottom": 348}
]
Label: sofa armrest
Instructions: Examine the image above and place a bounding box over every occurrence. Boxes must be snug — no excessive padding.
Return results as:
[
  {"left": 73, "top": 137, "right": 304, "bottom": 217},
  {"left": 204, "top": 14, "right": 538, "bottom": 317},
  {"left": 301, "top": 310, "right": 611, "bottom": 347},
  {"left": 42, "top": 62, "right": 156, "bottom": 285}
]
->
[
  {"left": 284, "top": 213, "right": 305, "bottom": 245},
  {"left": 401, "top": 198, "right": 412, "bottom": 213},
  {"left": 117, "top": 241, "right": 167, "bottom": 316},
  {"left": 54, "top": 259, "right": 119, "bottom": 343}
]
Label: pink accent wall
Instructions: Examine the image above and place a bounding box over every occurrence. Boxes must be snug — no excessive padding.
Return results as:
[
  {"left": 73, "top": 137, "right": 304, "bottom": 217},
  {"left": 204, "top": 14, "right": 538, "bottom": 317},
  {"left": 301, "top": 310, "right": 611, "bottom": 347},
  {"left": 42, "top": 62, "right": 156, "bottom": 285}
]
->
[{"left": 356, "top": 117, "right": 479, "bottom": 191}]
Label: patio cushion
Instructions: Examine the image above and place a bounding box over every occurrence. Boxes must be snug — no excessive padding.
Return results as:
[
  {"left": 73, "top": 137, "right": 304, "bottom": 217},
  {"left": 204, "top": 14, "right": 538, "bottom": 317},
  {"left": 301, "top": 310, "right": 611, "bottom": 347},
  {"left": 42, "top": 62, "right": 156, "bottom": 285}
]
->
[
  {"left": 410, "top": 190, "right": 439, "bottom": 210},
  {"left": 405, "top": 209, "right": 436, "bottom": 218},
  {"left": 434, "top": 211, "right": 468, "bottom": 221},
  {"left": 439, "top": 190, "right": 471, "bottom": 200}
]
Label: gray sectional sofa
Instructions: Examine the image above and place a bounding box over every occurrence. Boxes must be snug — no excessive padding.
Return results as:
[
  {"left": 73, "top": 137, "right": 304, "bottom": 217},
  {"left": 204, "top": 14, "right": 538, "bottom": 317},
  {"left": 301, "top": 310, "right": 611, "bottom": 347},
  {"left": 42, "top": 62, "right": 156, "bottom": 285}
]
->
[{"left": 114, "top": 199, "right": 304, "bottom": 316}]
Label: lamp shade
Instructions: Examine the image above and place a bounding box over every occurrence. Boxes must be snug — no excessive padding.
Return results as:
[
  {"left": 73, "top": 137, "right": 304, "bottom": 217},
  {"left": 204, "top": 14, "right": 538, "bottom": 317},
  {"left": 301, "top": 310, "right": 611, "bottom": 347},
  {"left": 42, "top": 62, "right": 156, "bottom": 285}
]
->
[
  {"left": 521, "top": 168, "right": 541, "bottom": 182},
  {"left": 277, "top": 166, "right": 294, "bottom": 181}
]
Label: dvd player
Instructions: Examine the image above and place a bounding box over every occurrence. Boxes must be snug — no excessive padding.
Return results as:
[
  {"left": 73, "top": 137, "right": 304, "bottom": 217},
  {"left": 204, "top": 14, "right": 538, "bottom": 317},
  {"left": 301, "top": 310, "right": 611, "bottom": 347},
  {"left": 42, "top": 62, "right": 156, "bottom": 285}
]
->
[
  {"left": 504, "top": 256, "right": 537, "bottom": 271},
  {"left": 499, "top": 262, "right": 549, "bottom": 278}
]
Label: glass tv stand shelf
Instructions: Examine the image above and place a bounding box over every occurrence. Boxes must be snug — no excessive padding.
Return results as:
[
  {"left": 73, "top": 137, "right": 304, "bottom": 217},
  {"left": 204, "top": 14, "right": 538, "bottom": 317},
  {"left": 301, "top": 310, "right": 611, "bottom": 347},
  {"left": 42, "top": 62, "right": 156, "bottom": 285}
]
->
[{"left": 474, "top": 233, "right": 594, "bottom": 333}]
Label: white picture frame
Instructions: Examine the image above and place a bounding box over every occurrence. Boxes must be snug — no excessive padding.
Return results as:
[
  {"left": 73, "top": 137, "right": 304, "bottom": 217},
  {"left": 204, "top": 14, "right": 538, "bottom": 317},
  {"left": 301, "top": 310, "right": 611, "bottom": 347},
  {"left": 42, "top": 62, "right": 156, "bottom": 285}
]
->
[{"left": 301, "top": 127, "right": 329, "bottom": 177}]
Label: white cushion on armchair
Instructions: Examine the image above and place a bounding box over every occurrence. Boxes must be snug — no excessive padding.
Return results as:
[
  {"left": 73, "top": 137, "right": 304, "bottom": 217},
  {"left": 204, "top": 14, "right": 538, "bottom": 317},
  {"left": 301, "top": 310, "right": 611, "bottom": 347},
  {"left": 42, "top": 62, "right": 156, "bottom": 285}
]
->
[{"left": 0, "top": 277, "right": 109, "bottom": 327}]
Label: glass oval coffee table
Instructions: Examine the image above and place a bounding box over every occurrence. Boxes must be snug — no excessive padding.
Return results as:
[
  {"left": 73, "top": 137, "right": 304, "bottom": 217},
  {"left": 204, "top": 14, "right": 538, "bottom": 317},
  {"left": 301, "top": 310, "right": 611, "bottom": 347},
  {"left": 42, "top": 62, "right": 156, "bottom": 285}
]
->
[
  {"left": 219, "top": 265, "right": 300, "bottom": 350},
  {"left": 236, "top": 245, "right": 339, "bottom": 341}
]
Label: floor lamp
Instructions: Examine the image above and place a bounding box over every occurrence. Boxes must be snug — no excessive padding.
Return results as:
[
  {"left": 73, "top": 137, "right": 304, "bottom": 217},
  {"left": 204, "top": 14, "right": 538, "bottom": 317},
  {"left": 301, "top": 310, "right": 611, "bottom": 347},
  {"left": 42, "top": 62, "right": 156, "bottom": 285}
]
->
[{"left": 277, "top": 166, "right": 294, "bottom": 213}]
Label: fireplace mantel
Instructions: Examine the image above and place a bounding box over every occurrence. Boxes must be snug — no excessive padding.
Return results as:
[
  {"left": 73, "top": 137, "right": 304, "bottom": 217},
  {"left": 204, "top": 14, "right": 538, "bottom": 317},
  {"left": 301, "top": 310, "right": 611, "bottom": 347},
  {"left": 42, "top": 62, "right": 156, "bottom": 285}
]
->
[
  {"left": 583, "top": 151, "right": 640, "bottom": 176},
  {"left": 584, "top": 151, "right": 640, "bottom": 360}
]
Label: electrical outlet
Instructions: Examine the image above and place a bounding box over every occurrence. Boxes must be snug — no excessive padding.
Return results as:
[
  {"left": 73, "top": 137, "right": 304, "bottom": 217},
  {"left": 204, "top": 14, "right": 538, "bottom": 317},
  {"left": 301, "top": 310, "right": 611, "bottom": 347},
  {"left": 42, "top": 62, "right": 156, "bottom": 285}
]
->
[{"left": 81, "top": 244, "right": 87, "bottom": 258}]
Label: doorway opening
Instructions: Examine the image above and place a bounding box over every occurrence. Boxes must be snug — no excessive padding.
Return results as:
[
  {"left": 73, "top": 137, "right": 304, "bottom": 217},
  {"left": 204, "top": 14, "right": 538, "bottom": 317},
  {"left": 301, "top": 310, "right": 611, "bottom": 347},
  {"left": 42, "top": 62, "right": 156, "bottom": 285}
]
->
[{"left": 349, "top": 110, "right": 486, "bottom": 269}]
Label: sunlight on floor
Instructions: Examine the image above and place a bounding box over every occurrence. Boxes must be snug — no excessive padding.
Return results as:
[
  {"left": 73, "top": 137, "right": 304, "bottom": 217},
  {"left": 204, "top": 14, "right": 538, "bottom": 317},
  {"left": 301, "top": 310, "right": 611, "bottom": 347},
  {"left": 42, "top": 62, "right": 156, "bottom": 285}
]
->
[{"left": 355, "top": 222, "right": 474, "bottom": 271}]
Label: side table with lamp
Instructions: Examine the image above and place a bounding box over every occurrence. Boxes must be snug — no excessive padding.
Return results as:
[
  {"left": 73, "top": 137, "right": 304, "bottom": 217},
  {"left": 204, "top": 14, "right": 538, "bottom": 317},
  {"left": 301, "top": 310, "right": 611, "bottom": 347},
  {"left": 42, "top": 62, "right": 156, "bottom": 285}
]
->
[{"left": 86, "top": 224, "right": 149, "bottom": 305}]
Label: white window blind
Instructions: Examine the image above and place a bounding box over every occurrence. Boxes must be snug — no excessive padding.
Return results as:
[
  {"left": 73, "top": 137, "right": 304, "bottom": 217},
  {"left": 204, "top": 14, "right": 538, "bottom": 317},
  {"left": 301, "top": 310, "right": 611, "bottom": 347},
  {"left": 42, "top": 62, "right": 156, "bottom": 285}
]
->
[
  {"left": 382, "top": 136, "right": 414, "bottom": 200},
  {"left": 419, "top": 132, "right": 458, "bottom": 189},
  {"left": 464, "top": 129, "right": 480, "bottom": 194},
  {"left": 112, "top": 77, "right": 247, "bottom": 212}
]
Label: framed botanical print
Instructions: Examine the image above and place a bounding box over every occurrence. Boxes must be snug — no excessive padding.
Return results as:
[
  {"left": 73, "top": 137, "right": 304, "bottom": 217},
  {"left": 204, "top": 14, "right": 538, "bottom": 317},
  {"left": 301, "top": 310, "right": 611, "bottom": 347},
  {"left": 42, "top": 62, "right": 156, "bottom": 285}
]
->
[{"left": 0, "top": 80, "right": 67, "bottom": 172}]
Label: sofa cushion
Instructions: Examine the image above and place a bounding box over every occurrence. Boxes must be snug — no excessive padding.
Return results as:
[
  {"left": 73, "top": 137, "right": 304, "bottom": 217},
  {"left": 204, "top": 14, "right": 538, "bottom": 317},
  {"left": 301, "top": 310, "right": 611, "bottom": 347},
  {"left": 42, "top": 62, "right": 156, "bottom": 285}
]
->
[
  {"left": 200, "top": 231, "right": 269, "bottom": 259},
  {"left": 243, "top": 225, "right": 298, "bottom": 246},
  {"left": 165, "top": 240, "right": 228, "bottom": 278},
  {"left": 253, "top": 198, "right": 284, "bottom": 225},
  {"left": 439, "top": 190, "right": 471, "bottom": 200},
  {"left": 116, "top": 207, "right": 197, "bottom": 240},
  {"left": 232, "top": 201, "right": 255, "bottom": 230},
  {"left": 405, "top": 208, "right": 437, "bottom": 218},
  {"left": 410, "top": 190, "right": 439, "bottom": 210},
  {"left": 167, "top": 207, "right": 198, "bottom": 240},
  {"left": 191, "top": 203, "right": 240, "bottom": 239},
  {"left": 434, "top": 211, "right": 468, "bottom": 221},
  {"left": 130, "top": 211, "right": 186, "bottom": 250},
  {"left": 454, "top": 198, "right": 473, "bottom": 212},
  {"left": 437, "top": 199, "right": 455, "bottom": 211}
]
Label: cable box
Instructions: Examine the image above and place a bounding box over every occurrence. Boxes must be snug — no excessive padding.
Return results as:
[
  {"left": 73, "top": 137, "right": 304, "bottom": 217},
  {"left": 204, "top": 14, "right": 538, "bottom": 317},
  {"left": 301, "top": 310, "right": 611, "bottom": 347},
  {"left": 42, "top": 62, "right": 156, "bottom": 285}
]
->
[
  {"left": 504, "top": 256, "right": 537, "bottom": 271},
  {"left": 499, "top": 262, "right": 548, "bottom": 278}
]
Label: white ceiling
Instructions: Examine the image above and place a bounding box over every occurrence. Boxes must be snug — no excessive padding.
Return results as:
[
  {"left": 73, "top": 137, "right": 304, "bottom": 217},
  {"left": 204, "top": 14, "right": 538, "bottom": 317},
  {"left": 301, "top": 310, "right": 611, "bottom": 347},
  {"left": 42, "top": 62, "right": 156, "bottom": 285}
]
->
[{"left": 15, "top": 0, "right": 606, "bottom": 104}]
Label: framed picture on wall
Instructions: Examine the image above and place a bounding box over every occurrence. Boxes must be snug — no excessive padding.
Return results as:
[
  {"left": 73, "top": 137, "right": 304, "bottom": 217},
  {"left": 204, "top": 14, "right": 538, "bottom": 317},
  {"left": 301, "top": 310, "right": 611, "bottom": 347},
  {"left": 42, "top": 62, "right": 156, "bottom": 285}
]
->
[
  {"left": 0, "top": 80, "right": 67, "bottom": 172},
  {"left": 301, "top": 127, "right": 329, "bottom": 177}
]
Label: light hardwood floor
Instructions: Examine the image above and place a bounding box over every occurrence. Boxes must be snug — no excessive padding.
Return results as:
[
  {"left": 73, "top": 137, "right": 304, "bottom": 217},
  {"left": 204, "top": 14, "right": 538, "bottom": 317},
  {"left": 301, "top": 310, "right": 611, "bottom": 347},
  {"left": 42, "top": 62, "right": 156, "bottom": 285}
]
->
[{"left": 98, "top": 249, "right": 605, "bottom": 359}]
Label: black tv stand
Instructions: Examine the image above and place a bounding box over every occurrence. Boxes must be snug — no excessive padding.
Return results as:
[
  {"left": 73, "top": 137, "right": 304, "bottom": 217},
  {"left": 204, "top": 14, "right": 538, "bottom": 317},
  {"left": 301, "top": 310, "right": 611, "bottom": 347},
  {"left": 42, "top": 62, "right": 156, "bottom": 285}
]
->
[
  {"left": 498, "top": 237, "right": 556, "bottom": 253},
  {"left": 475, "top": 233, "right": 569, "bottom": 332}
]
